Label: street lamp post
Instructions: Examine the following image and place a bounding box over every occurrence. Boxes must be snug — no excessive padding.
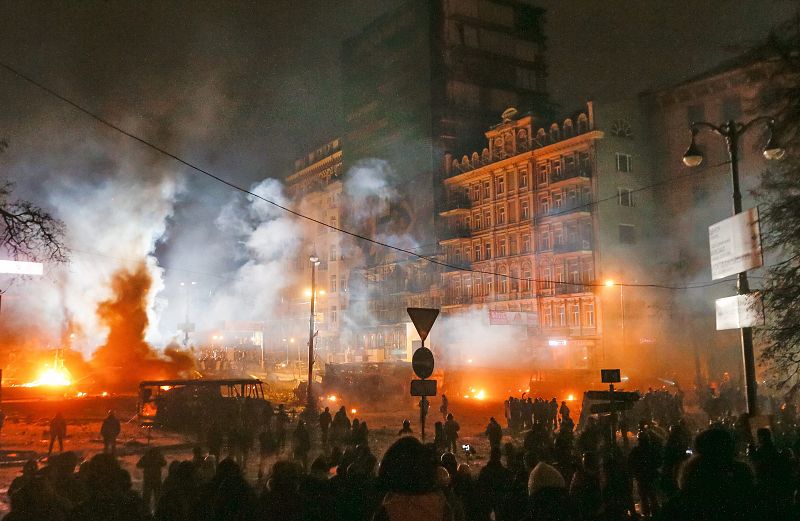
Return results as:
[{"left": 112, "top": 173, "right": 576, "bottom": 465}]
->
[
  {"left": 308, "top": 255, "right": 320, "bottom": 412},
  {"left": 683, "top": 117, "right": 785, "bottom": 416},
  {"left": 180, "top": 281, "right": 197, "bottom": 348}
]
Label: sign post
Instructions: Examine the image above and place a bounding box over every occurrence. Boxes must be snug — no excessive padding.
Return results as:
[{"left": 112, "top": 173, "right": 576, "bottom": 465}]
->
[{"left": 407, "top": 307, "right": 439, "bottom": 441}]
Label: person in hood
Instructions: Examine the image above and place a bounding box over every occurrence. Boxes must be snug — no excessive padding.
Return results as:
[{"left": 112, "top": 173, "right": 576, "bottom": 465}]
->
[{"left": 372, "top": 436, "right": 453, "bottom": 521}]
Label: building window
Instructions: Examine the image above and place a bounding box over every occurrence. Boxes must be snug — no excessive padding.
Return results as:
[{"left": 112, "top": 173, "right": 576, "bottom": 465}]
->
[
  {"left": 329, "top": 216, "right": 337, "bottom": 231},
  {"left": 540, "top": 197, "right": 550, "bottom": 216},
  {"left": 330, "top": 275, "right": 337, "bottom": 293},
  {"left": 329, "top": 245, "right": 337, "bottom": 261},
  {"left": 509, "top": 235, "right": 517, "bottom": 255},
  {"left": 522, "top": 234, "right": 531, "bottom": 253},
  {"left": 496, "top": 175, "right": 505, "bottom": 195},
  {"left": 466, "top": 216, "right": 472, "bottom": 229},
  {"left": 474, "top": 244, "right": 481, "bottom": 261},
  {"left": 543, "top": 304, "right": 553, "bottom": 327},
  {"left": 474, "top": 212, "right": 482, "bottom": 230},
  {"left": 522, "top": 263, "right": 532, "bottom": 291},
  {"left": 498, "top": 239, "right": 506, "bottom": 257},
  {"left": 586, "top": 301, "right": 595, "bottom": 326},
  {"left": 498, "top": 269, "right": 508, "bottom": 293},
  {"left": 579, "top": 151, "right": 590, "bottom": 171},
  {"left": 485, "top": 243, "right": 492, "bottom": 260},
  {"left": 482, "top": 180, "right": 490, "bottom": 199},
  {"left": 539, "top": 231, "right": 551, "bottom": 251},
  {"left": 331, "top": 306, "right": 337, "bottom": 324},
  {"left": 616, "top": 153, "right": 632, "bottom": 173},
  {"left": 484, "top": 210, "right": 492, "bottom": 227},
  {"left": 521, "top": 201, "right": 530, "bottom": 220},
  {"left": 617, "top": 188, "right": 635, "bottom": 207},
  {"left": 537, "top": 162, "right": 548, "bottom": 185},
  {"left": 519, "top": 170, "right": 528, "bottom": 188},
  {"left": 471, "top": 184, "right": 480, "bottom": 201},
  {"left": 551, "top": 158, "right": 561, "bottom": 178},
  {"left": 619, "top": 224, "right": 636, "bottom": 244},
  {"left": 497, "top": 206, "right": 506, "bottom": 224},
  {"left": 572, "top": 303, "right": 580, "bottom": 325},
  {"left": 558, "top": 303, "right": 566, "bottom": 326},
  {"left": 341, "top": 277, "right": 347, "bottom": 292}
]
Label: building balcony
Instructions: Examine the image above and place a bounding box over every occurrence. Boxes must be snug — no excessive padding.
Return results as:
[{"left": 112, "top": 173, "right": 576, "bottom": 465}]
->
[
  {"left": 553, "top": 238, "right": 593, "bottom": 254},
  {"left": 443, "top": 261, "right": 471, "bottom": 272},
  {"left": 537, "top": 200, "right": 592, "bottom": 219},
  {"left": 439, "top": 191, "right": 472, "bottom": 217},
  {"left": 550, "top": 166, "right": 592, "bottom": 185},
  {"left": 442, "top": 294, "right": 471, "bottom": 307},
  {"left": 554, "top": 283, "right": 591, "bottom": 295},
  {"left": 438, "top": 225, "right": 472, "bottom": 243}
]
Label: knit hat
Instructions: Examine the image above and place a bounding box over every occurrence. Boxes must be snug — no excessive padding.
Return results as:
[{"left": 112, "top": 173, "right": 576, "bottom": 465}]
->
[{"left": 527, "top": 462, "right": 566, "bottom": 495}]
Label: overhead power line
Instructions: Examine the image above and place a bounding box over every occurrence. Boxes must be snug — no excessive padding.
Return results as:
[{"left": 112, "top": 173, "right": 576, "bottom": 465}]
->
[{"left": 0, "top": 60, "right": 744, "bottom": 292}]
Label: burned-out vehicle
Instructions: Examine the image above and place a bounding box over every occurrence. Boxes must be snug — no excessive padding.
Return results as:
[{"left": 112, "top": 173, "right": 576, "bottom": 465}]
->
[
  {"left": 138, "top": 378, "right": 269, "bottom": 432},
  {"left": 322, "top": 362, "right": 415, "bottom": 406}
]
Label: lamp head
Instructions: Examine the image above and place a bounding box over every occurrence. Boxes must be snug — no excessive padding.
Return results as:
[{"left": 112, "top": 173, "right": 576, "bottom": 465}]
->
[
  {"left": 682, "top": 130, "right": 704, "bottom": 167},
  {"left": 763, "top": 125, "right": 786, "bottom": 161},
  {"left": 309, "top": 254, "right": 320, "bottom": 264}
]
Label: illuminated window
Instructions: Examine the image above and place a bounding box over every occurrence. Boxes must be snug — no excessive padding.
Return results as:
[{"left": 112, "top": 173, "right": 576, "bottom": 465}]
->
[
  {"left": 537, "top": 162, "right": 548, "bottom": 185},
  {"left": 342, "top": 277, "right": 348, "bottom": 292},
  {"left": 498, "top": 239, "right": 507, "bottom": 257},
  {"left": 329, "top": 245, "right": 337, "bottom": 261},
  {"left": 521, "top": 201, "right": 530, "bottom": 220},
  {"left": 484, "top": 210, "right": 492, "bottom": 227},
  {"left": 522, "top": 234, "right": 531, "bottom": 253},
  {"left": 482, "top": 180, "right": 490, "bottom": 199},
  {"left": 472, "top": 184, "right": 480, "bottom": 201}
]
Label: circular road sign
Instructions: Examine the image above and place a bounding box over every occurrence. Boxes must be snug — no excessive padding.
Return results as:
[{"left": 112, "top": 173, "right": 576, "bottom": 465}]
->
[{"left": 412, "top": 347, "right": 434, "bottom": 379}]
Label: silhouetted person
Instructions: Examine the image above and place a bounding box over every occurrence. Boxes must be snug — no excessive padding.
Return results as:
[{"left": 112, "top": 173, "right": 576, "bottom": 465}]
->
[
  {"left": 659, "top": 427, "right": 756, "bottom": 520},
  {"left": 137, "top": 446, "right": 166, "bottom": 514},
  {"left": 156, "top": 460, "right": 200, "bottom": 521},
  {"left": 207, "top": 422, "right": 223, "bottom": 461},
  {"left": 485, "top": 416, "right": 503, "bottom": 450},
  {"left": 477, "top": 446, "right": 513, "bottom": 520},
  {"left": 440, "top": 394, "right": 449, "bottom": 420},
  {"left": 373, "top": 436, "right": 451, "bottom": 521},
  {"left": 398, "top": 419, "right": 413, "bottom": 436},
  {"left": 258, "top": 460, "right": 306, "bottom": 521},
  {"left": 569, "top": 451, "right": 601, "bottom": 521},
  {"left": 628, "top": 430, "right": 661, "bottom": 517},
  {"left": 319, "top": 406, "right": 332, "bottom": 446},
  {"left": 8, "top": 460, "right": 37, "bottom": 498},
  {"left": 276, "top": 404, "right": 289, "bottom": 452},
  {"left": 292, "top": 419, "right": 311, "bottom": 470},
  {"left": 749, "top": 427, "right": 794, "bottom": 519},
  {"left": 524, "top": 462, "right": 577, "bottom": 521},
  {"left": 100, "top": 410, "right": 121, "bottom": 456},
  {"left": 49, "top": 412, "right": 66, "bottom": 455},
  {"left": 332, "top": 405, "right": 350, "bottom": 444},
  {"left": 258, "top": 426, "right": 278, "bottom": 479},
  {"left": 444, "top": 413, "right": 460, "bottom": 454},
  {"left": 559, "top": 400, "right": 570, "bottom": 425}
]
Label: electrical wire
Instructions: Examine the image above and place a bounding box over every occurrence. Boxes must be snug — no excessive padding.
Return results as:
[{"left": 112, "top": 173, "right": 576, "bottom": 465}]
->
[{"left": 0, "top": 60, "right": 749, "bottom": 292}]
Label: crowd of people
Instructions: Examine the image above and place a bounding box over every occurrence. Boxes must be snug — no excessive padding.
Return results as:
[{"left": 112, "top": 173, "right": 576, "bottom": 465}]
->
[{"left": 7, "top": 392, "right": 800, "bottom": 520}]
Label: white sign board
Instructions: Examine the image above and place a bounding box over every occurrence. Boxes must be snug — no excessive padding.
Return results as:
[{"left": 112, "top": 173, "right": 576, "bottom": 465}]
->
[
  {"left": 715, "top": 294, "right": 764, "bottom": 330},
  {"left": 708, "top": 208, "right": 762, "bottom": 280},
  {"left": 0, "top": 260, "right": 43, "bottom": 275}
]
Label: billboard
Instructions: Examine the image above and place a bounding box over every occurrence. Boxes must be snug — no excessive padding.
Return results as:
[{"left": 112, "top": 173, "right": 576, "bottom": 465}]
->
[
  {"left": 489, "top": 310, "right": 539, "bottom": 326},
  {"left": 709, "top": 208, "right": 762, "bottom": 280}
]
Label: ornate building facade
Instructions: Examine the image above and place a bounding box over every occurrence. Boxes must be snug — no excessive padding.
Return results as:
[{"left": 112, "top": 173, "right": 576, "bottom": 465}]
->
[{"left": 438, "top": 101, "right": 660, "bottom": 373}]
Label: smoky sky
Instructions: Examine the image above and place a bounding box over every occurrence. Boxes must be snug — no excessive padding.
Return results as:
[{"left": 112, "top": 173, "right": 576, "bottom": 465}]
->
[{"left": 0, "top": 0, "right": 795, "bottom": 345}]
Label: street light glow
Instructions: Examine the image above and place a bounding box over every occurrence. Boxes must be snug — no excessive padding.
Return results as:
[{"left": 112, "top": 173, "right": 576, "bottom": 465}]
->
[{"left": 605, "top": 279, "right": 615, "bottom": 287}]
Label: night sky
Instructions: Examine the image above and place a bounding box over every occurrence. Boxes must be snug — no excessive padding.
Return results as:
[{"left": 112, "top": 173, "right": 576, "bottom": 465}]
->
[{"left": 1, "top": 1, "right": 794, "bottom": 184}]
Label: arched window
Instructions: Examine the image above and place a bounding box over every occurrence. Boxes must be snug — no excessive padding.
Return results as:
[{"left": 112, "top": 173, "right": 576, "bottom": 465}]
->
[
  {"left": 498, "top": 266, "right": 508, "bottom": 293},
  {"left": 563, "top": 119, "right": 574, "bottom": 137},
  {"left": 577, "top": 113, "right": 589, "bottom": 133},
  {"left": 522, "top": 262, "right": 532, "bottom": 292},
  {"left": 510, "top": 266, "right": 519, "bottom": 292},
  {"left": 549, "top": 123, "right": 560, "bottom": 142}
]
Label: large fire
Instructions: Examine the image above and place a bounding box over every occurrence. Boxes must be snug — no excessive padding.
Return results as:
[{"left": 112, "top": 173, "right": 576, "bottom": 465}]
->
[{"left": 21, "top": 364, "right": 73, "bottom": 387}]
